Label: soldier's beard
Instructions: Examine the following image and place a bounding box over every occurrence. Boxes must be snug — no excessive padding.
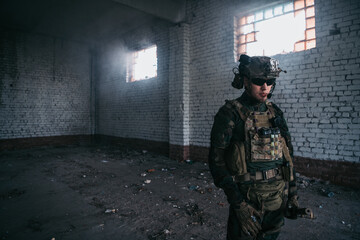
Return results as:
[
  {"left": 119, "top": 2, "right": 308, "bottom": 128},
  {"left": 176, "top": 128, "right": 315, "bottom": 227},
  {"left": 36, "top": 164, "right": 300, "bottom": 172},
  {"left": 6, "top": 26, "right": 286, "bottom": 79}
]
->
[{"left": 245, "top": 86, "right": 269, "bottom": 103}]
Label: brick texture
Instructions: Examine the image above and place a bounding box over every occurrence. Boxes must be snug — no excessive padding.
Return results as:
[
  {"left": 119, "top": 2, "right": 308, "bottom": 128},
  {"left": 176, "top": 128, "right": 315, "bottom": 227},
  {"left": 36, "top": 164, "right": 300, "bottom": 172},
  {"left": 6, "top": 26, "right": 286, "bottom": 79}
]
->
[
  {"left": 0, "top": 28, "right": 93, "bottom": 139},
  {"left": 169, "top": 23, "right": 191, "bottom": 158},
  {"left": 188, "top": 0, "right": 239, "bottom": 149},
  {"left": 272, "top": 0, "right": 360, "bottom": 162},
  {"left": 169, "top": 144, "right": 190, "bottom": 162},
  {"left": 95, "top": 134, "right": 169, "bottom": 156},
  {"left": 1, "top": 1, "right": 359, "bottom": 187},
  {"left": 96, "top": 20, "right": 170, "bottom": 143},
  {"left": 294, "top": 156, "right": 360, "bottom": 188},
  {"left": 0, "top": 135, "right": 93, "bottom": 150},
  {"left": 187, "top": 0, "right": 360, "bottom": 163}
]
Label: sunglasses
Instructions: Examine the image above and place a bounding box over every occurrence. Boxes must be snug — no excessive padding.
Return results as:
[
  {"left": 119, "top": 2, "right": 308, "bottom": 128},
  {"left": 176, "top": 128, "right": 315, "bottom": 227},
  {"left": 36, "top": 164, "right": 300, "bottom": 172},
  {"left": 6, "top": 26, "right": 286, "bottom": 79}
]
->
[{"left": 251, "top": 78, "right": 276, "bottom": 86}]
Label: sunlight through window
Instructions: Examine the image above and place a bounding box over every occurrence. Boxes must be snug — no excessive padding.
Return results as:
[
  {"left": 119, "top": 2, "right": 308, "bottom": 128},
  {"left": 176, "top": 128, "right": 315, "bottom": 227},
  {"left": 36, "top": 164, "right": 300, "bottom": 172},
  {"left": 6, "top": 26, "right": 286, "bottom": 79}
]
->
[
  {"left": 236, "top": 0, "right": 316, "bottom": 57},
  {"left": 127, "top": 45, "right": 157, "bottom": 82}
]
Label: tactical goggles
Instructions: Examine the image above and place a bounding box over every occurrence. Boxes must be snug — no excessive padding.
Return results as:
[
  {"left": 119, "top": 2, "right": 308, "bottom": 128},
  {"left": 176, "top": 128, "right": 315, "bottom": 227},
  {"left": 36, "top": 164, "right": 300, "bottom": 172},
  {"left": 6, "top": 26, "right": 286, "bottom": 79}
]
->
[{"left": 251, "top": 78, "right": 276, "bottom": 86}]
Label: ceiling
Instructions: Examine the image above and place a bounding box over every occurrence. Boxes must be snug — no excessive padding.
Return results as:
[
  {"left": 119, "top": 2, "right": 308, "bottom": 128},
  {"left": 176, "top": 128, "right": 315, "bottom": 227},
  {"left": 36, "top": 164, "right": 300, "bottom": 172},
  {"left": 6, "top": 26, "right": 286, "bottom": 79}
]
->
[{"left": 0, "top": 0, "right": 186, "bottom": 45}]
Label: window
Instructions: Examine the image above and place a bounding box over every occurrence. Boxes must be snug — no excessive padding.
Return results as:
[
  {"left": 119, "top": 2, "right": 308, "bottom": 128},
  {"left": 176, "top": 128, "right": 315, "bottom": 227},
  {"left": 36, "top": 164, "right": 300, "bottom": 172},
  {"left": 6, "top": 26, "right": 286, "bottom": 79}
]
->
[
  {"left": 236, "top": 0, "right": 316, "bottom": 56},
  {"left": 127, "top": 45, "right": 157, "bottom": 82}
]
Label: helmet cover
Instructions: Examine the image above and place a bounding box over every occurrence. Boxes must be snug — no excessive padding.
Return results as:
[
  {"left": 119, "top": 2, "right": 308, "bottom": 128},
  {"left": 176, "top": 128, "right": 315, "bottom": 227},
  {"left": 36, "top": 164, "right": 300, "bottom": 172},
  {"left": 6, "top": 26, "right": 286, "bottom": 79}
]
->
[{"left": 239, "top": 54, "right": 284, "bottom": 80}]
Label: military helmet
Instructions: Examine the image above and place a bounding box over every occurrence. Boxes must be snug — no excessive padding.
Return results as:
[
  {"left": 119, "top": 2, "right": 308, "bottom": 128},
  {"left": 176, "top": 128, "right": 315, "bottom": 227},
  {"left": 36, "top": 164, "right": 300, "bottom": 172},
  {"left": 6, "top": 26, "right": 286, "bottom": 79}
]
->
[{"left": 232, "top": 54, "right": 285, "bottom": 89}]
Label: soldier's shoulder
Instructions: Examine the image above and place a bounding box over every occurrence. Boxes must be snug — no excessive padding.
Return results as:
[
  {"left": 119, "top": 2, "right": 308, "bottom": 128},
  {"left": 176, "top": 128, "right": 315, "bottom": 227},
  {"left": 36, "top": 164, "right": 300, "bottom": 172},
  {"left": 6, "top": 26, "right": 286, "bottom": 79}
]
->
[
  {"left": 268, "top": 101, "right": 284, "bottom": 116},
  {"left": 224, "top": 98, "right": 243, "bottom": 109},
  {"left": 215, "top": 99, "right": 240, "bottom": 117}
]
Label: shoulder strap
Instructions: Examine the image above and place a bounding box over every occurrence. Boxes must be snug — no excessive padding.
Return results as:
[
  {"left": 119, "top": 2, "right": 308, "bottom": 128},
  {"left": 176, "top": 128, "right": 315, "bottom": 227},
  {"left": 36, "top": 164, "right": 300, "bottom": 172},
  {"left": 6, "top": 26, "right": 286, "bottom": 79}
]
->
[
  {"left": 265, "top": 101, "right": 277, "bottom": 119},
  {"left": 226, "top": 99, "right": 250, "bottom": 122}
]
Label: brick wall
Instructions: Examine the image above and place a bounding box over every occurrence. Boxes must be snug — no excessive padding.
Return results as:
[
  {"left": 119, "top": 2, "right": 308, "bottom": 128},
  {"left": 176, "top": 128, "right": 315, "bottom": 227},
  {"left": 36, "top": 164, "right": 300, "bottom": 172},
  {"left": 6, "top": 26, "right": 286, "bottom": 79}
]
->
[
  {"left": 0, "top": 28, "right": 93, "bottom": 139},
  {"left": 96, "top": 21, "right": 170, "bottom": 143},
  {"left": 273, "top": 0, "right": 360, "bottom": 162},
  {"left": 187, "top": 0, "right": 360, "bottom": 163},
  {"left": 188, "top": 0, "right": 239, "bottom": 149},
  {"left": 1, "top": 0, "right": 358, "bottom": 186}
]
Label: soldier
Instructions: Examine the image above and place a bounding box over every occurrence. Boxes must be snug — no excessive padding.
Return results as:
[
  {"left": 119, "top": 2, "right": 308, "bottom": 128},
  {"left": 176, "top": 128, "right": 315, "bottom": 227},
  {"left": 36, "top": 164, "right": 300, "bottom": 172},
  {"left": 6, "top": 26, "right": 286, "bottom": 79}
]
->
[{"left": 208, "top": 54, "right": 299, "bottom": 240}]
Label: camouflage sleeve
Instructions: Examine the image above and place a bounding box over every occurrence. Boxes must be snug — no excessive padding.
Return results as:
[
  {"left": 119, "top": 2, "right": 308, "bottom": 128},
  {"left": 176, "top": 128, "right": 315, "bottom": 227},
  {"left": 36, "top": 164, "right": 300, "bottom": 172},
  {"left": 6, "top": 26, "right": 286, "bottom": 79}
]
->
[
  {"left": 210, "top": 104, "right": 235, "bottom": 149},
  {"left": 208, "top": 104, "right": 244, "bottom": 205},
  {"left": 283, "top": 116, "right": 297, "bottom": 197},
  {"left": 272, "top": 103, "right": 297, "bottom": 197},
  {"left": 272, "top": 103, "right": 294, "bottom": 158}
]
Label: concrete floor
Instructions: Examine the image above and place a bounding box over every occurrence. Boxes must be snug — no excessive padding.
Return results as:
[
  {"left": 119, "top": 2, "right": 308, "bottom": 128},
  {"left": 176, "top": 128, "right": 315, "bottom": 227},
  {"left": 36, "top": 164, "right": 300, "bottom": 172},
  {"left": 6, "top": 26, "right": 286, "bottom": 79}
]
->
[{"left": 0, "top": 144, "right": 359, "bottom": 240}]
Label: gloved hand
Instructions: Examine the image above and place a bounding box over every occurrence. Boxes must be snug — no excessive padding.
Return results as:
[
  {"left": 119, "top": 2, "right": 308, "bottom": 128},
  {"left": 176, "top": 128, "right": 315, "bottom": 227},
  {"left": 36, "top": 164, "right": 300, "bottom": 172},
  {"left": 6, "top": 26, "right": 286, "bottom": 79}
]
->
[
  {"left": 233, "top": 202, "right": 262, "bottom": 236},
  {"left": 285, "top": 195, "right": 299, "bottom": 219}
]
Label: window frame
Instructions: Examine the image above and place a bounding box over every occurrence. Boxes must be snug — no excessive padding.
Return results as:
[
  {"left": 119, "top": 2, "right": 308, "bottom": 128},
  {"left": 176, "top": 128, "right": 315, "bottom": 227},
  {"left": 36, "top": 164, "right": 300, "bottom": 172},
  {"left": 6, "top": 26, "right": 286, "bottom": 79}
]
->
[
  {"left": 126, "top": 44, "right": 158, "bottom": 83},
  {"left": 235, "top": 0, "right": 316, "bottom": 57}
]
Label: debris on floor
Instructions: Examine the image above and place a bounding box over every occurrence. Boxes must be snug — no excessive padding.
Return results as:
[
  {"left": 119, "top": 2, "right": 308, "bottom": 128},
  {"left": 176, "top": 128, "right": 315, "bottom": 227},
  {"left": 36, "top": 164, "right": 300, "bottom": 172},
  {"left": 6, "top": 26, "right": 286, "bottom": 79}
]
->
[{"left": 0, "top": 144, "right": 359, "bottom": 240}]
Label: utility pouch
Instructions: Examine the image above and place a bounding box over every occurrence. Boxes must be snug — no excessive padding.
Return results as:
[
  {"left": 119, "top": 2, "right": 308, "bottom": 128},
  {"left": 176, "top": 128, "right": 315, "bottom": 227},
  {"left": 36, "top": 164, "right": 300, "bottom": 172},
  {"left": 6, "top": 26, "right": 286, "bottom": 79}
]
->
[
  {"left": 240, "top": 180, "right": 286, "bottom": 211},
  {"left": 249, "top": 127, "right": 283, "bottom": 162},
  {"left": 225, "top": 142, "right": 247, "bottom": 176}
]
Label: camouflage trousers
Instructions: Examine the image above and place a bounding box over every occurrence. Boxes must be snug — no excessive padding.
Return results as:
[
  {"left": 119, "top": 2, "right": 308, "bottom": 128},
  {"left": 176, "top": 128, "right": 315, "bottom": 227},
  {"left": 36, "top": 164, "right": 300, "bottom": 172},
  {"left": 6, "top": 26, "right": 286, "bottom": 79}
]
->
[{"left": 226, "top": 204, "right": 285, "bottom": 240}]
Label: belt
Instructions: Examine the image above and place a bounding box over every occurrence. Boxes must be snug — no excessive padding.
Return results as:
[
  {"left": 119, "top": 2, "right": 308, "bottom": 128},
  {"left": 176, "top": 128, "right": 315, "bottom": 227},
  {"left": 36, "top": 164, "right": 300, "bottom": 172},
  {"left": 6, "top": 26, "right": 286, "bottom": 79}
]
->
[{"left": 232, "top": 168, "right": 283, "bottom": 183}]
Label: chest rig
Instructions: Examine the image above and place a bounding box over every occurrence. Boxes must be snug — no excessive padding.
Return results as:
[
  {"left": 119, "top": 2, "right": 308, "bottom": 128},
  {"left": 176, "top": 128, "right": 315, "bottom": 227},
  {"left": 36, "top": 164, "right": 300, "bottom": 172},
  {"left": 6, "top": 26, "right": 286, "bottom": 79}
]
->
[
  {"left": 226, "top": 100, "right": 294, "bottom": 183},
  {"left": 244, "top": 105, "right": 282, "bottom": 162}
]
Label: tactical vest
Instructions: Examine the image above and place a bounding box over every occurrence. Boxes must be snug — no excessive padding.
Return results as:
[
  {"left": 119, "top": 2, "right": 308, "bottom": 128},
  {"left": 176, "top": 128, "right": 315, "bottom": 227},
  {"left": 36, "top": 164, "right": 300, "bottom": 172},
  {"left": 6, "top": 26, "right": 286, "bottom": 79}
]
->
[
  {"left": 224, "top": 100, "right": 294, "bottom": 211},
  {"left": 225, "top": 99, "right": 294, "bottom": 182}
]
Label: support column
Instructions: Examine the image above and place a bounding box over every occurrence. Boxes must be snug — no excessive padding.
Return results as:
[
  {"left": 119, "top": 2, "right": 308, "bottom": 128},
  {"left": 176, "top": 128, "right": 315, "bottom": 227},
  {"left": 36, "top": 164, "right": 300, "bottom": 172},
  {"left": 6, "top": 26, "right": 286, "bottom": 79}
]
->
[{"left": 169, "top": 23, "right": 190, "bottom": 161}]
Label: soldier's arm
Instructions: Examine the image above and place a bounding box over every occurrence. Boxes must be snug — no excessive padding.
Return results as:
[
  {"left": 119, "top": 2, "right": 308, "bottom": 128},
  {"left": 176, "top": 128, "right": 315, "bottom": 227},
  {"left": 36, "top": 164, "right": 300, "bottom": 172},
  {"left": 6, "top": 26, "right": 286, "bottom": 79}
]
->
[
  {"left": 281, "top": 114, "right": 297, "bottom": 197},
  {"left": 208, "top": 105, "right": 244, "bottom": 205},
  {"left": 272, "top": 103, "right": 297, "bottom": 197}
]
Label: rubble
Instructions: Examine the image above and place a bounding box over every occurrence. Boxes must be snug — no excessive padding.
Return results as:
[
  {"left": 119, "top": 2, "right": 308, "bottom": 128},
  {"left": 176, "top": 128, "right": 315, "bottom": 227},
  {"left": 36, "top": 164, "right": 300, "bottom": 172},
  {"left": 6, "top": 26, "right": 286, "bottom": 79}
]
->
[
  {"left": 148, "top": 228, "right": 171, "bottom": 240},
  {"left": 185, "top": 203, "right": 204, "bottom": 225},
  {"left": 105, "top": 209, "right": 116, "bottom": 214},
  {"left": 320, "top": 188, "right": 335, "bottom": 198},
  {"left": 2, "top": 145, "right": 359, "bottom": 240},
  {"left": 188, "top": 185, "right": 199, "bottom": 191}
]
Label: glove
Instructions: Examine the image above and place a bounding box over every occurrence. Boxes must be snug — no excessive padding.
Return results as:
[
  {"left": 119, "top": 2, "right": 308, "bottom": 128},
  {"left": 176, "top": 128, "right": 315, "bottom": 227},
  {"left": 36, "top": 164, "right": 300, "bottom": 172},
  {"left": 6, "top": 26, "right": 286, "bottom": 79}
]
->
[
  {"left": 285, "top": 195, "right": 299, "bottom": 219},
  {"left": 233, "top": 202, "right": 262, "bottom": 237}
]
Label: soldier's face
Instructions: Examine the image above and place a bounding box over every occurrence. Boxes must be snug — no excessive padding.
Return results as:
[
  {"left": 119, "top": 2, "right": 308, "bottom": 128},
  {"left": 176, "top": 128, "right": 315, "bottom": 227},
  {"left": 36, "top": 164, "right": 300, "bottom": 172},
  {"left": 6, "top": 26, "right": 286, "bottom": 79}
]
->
[{"left": 244, "top": 77, "right": 272, "bottom": 102}]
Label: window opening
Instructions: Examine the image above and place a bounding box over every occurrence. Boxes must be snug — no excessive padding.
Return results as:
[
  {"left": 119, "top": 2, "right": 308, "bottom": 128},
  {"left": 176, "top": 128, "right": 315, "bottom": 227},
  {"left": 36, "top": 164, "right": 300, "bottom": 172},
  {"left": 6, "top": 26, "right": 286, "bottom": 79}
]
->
[
  {"left": 236, "top": 0, "right": 316, "bottom": 56},
  {"left": 127, "top": 45, "right": 157, "bottom": 82}
]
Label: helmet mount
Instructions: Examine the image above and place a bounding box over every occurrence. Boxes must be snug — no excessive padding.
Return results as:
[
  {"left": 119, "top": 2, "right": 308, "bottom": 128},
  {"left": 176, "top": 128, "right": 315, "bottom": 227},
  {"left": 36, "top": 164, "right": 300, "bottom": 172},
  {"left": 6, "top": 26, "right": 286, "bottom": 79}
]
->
[{"left": 232, "top": 54, "right": 286, "bottom": 91}]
